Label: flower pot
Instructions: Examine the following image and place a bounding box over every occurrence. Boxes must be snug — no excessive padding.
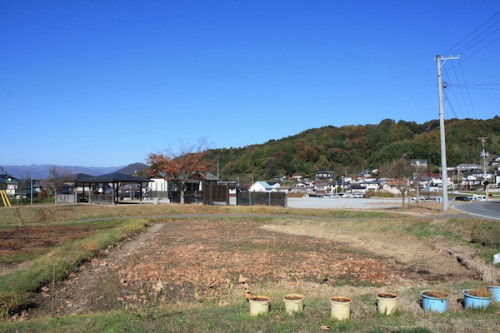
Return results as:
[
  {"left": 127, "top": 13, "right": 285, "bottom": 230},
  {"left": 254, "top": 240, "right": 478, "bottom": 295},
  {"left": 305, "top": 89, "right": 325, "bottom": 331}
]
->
[
  {"left": 420, "top": 290, "right": 448, "bottom": 313},
  {"left": 248, "top": 296, "right": 270, "bottom": 316},
  {"left": 330, "top": 296, "right": 351, "bottom": 320},
  {"left": 462, "top": 288, "right": 491, "bottom": 309},
  {"left": 283, "top": 293, "right": 304, "bottom": 315},
  {"left": 377, "top": 292, "right": 397, "bottom": 315},
  {"left": 486, "top": 284, "right": 500, "bottom": 302}
]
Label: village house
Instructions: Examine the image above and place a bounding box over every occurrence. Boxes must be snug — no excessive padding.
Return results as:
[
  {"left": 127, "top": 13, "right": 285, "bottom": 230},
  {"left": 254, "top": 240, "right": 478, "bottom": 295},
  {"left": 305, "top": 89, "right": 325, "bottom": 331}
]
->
[
  {"left": 315, "top": 170, "right": 334, "bottom": 180},
  {"left": 0, "top": 171, "right": 19, "bottom": 198},
  {"left": 249, "top": 181, "right": 280, "bottom": 192},
  {"left": 411, "top": 159, "right": 428, "bottom": 169}
]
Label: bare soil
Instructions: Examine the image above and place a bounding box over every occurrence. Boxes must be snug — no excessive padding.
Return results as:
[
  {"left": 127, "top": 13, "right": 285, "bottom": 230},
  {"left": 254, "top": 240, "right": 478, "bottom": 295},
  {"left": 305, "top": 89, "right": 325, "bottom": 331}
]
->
[
  {"left": 23, "top": 217, "right": 481, "bottom": 319},
  {"left": 0, "top": 226, "right": 98, "bottom": 275}
]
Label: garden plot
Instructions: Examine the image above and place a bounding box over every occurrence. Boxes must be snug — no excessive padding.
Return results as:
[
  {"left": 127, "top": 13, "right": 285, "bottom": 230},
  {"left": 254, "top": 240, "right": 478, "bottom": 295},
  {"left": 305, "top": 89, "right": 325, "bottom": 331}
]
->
[{"left": 27, "top": 217, "right": 477, "bottom": 318}]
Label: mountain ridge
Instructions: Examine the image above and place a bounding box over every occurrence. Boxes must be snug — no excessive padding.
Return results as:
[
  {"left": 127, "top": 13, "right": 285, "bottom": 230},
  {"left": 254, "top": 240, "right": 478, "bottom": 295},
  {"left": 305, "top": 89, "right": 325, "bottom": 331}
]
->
[{"left": 1, "top": 163, "right": 148, "bottom": 180}]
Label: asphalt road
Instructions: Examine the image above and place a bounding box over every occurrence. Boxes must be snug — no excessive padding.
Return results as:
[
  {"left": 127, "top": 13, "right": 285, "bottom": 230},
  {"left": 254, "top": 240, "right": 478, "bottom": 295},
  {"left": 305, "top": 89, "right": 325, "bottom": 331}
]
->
[{"left": 453, "top": 201, "right": 500, "bottom": 220}]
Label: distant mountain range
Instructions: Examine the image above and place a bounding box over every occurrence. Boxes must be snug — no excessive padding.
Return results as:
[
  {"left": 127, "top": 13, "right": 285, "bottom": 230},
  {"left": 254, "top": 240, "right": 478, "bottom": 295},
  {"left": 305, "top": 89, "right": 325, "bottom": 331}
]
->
[
  {"left": 3, "top": 117, "right": 499, "bottom": 182},
  {"left": 1, "top": 163, "right": 149, "bottom": 179}
]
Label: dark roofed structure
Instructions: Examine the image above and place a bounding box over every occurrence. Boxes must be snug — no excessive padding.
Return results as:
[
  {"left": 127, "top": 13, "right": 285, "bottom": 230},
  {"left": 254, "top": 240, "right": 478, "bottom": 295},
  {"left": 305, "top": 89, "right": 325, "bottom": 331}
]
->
[
  {"left": 75, "top": 172, "right": 150, "bottom": 204},
  {"left": 77, "top": 172, "right": 149, "bottom": 183}
]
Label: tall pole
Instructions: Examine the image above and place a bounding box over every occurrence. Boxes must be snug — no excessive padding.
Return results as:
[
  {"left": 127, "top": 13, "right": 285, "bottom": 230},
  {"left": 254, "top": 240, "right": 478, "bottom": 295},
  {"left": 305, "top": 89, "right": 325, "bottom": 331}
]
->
[
  {"left": 436, "top": 54, "right": 459, "bottom": 212},
  {"left": 479, "top": 137, "right": 488, "bottom": 179}
]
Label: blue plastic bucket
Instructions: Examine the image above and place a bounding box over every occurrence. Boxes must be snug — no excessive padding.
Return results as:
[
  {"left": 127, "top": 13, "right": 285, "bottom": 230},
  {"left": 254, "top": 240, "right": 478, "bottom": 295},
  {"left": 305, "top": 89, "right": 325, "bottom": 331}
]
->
[
  {"left": 487, "top": 285, "right": 500, "bottom": 302},
  {"left": 420, "top": 290, "right": 448, "bottom": 313},
  {"left": 463, "top": 289, "right": 490, "bottom": 309}
]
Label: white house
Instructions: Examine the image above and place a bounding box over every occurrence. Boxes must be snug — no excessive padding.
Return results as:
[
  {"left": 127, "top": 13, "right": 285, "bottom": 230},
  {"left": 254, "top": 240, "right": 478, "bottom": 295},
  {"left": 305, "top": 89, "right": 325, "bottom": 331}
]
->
[
  {"left": 315, "top": 170, "right": 334, "bottom": 180},
  {"left": 250, "top": 181, "right": 279, "bottom": 192},
  {"left": 148, "top": 178, "right": 170, "bottom": 192},
  {"left": 491, "top": 156, "right": 500, "bottom": 167},
  {"left": 411, "top": 159, "right": 428, "bottom": 168},
  {"left": 360, "top": 180, "right": 380, "bottom": 192}
]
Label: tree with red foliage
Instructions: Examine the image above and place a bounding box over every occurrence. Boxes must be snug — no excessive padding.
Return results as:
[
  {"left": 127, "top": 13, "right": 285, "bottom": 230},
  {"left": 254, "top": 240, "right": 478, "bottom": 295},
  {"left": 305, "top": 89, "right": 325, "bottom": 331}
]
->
[{"left": 147, "top": 140, "right": 210, "bottom": 204}]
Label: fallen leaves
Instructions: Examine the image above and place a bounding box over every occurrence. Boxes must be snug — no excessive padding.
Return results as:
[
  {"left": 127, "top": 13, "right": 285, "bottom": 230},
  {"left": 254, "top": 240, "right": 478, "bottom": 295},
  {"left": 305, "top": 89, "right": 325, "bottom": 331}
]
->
[{"left": 112, "top": 219, "right": 398, "bottom": 308}]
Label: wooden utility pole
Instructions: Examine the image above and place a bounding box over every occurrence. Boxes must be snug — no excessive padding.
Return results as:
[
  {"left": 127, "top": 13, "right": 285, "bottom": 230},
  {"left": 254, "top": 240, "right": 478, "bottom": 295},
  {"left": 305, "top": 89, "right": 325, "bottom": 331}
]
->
[{"left": 436, "top": 54, "right": 459, "bottom": 212}]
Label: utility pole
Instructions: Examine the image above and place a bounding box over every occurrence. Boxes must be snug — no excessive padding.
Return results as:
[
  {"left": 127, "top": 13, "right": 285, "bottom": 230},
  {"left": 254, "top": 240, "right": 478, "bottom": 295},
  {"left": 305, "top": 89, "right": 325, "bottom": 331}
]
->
[
  {"left": 436, "top": 54, "right": 459, "bottom": 212},
  {"left": 479, "top": 137, "right": 488, "bottom": 179}
]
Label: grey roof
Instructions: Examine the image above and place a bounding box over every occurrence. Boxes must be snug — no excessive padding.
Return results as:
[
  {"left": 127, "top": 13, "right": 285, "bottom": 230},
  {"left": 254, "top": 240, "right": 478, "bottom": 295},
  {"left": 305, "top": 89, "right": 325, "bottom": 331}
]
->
[
  {"left": 76, "top": 172, "right": 150, "bottom": 183},
  {"left": 203, "top": 172, "right": 220, "bottom": 181}
]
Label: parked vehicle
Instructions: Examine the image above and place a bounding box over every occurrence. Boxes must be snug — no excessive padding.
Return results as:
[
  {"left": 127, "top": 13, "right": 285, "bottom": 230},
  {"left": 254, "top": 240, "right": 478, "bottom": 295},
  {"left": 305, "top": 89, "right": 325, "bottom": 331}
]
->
[
  {"left": 455, "top": 196, "right": 472, "bottom": 201},
  {"left": 352, "top": 193, "right": 365, "bottom": 198}
]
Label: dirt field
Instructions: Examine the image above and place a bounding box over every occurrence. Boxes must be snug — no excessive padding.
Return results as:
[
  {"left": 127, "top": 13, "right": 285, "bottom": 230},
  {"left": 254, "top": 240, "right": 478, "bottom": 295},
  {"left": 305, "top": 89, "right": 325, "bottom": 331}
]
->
[
  {"left": 24, "top": 216, "right": 478, "bottom": 318},
  {"left": 0, "top": 226, "right": 98, "bottom": 274}
]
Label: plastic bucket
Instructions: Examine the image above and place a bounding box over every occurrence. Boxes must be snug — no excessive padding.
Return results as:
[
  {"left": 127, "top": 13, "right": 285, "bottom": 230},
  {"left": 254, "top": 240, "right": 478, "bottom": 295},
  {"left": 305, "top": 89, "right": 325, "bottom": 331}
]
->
[
  {"left": 283, "top": 293, "right": 304, "bottom": 315},
  {"left": 330, "top": 296, "right": 351, "bottom": 320},
  {"left": 248, "top": 296, "right": 270, "bottom": 316},
  {"left": 420, "top": 290, "right": 448, "bottom": 313},
  {"left": 487, "top": 285, "right": 500, "bottom": 302},
  {"left": 462, "top": 289, "right": 490, "bottom": 309},
  {"left": 377, "top": 292, "right": 397, "bottom": 315}
]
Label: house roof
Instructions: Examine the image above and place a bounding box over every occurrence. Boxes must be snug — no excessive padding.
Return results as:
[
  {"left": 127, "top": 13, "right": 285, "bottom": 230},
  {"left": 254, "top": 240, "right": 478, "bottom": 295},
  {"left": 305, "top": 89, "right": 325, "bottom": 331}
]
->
[
  {"left": 76, "top": 172, "right": 150, "bottom": 183},
  {"left": 204, "top": 172, "right": 220, "bottom": 181},
  {"left": 252, "top": 181, "right": 273, "bottom": 189}
]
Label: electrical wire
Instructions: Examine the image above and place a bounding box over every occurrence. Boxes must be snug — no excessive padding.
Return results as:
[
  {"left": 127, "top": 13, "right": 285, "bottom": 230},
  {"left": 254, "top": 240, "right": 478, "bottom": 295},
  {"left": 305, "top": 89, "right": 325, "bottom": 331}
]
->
[
  {"left": 457, "top": 60, "right": 477, "bottom": 116},
  {"left": 443, "top": 90, "right": 459, "bottom": 119},
  {"left": 439, "top": 11, "right": 500, "bottom": 122},
  {"left": 443, "top": 10, "right": 500, "bottom": 55},
  {"left": 447, "top": 84, "right": 500, "bottom": 90}
]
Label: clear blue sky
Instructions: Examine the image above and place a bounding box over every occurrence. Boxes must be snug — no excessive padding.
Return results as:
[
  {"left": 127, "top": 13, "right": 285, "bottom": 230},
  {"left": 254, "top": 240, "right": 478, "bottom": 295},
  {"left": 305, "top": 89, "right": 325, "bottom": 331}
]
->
[{"left": 1, "top": 0, "right": 499, "bottom": 167}]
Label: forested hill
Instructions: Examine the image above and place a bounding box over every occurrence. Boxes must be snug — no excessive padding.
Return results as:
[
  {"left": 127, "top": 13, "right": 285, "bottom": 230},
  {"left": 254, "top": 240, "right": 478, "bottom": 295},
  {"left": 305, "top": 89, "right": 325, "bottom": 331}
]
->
[{"left": 203, "top": 117, "right": 500, "bottom": 181}]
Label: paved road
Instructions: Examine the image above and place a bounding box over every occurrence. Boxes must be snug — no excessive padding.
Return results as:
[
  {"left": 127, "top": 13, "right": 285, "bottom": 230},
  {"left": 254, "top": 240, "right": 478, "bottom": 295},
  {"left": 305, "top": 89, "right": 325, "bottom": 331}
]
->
[{"left": 453, "top": 200, "right": 500, "bottom": 220}]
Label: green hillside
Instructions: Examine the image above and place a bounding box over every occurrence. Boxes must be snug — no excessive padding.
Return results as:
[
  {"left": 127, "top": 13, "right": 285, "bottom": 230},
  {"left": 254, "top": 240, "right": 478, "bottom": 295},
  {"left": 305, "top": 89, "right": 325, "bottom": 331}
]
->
[{"left": 203, "top": 117, "right": 500, "bottom": 182}]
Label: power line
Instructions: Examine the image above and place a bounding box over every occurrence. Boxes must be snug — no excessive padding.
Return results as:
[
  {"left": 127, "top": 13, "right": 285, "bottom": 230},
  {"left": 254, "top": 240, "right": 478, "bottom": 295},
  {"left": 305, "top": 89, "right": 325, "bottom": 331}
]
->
[
  {"left": 457, "top": 22, "right": 500, "bottom": 55},
  {"left": 443, "top": 90, "right": 459, "bottom": 119},
  {"left": 457, "top": 60, "right": 476, "bottom": 116},
  {"left": 444, "top": 10, "right": 500, "bottom": 55},
  {"left": 447, "top": 84, "right": 500, "bottom": 90}
]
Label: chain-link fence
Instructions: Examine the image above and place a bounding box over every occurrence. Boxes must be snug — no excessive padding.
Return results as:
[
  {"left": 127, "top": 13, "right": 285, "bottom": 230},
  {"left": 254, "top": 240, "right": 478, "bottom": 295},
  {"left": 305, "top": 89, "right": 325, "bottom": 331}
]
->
[{"left": 237, "top": 191, "right": 287, "bottom": 207}]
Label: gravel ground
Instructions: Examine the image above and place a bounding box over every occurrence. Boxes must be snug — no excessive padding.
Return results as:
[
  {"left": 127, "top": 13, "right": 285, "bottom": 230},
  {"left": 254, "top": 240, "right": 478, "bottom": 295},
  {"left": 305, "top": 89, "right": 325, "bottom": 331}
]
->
[
  {"left": 286, "top": 197, "right": 402, "bottom": 209},
  {"left": 227, "top": 197, "right": 403, "bottom": 209}
]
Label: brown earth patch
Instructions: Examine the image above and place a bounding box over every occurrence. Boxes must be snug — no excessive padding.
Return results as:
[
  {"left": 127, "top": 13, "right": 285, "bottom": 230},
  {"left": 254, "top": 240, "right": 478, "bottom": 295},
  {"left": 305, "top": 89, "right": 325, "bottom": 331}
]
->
[
  {"left": 0, "top": 226, "right": 96, "bottom": 252},
  {"left": 26, "top": 217, "right": 479, "bottom": 318},
  {"left": 0, "top": 225, "right": 98, "bottom": 275}
]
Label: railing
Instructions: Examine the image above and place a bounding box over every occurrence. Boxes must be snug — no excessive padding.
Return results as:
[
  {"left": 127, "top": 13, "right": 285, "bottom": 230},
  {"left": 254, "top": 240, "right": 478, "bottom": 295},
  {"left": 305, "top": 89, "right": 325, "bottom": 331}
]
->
[
  {"left": 89, "top": 194, "right": 113, "bottom": 205},
  {"left": 56, "top": 194, "right": 76, "bottom": 204}
]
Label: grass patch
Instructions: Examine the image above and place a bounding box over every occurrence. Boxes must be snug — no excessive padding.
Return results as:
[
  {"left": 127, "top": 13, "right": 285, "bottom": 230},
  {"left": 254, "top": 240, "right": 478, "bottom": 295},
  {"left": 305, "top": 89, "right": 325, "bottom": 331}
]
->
[
  {"left": 0, "top": 250, "right": 46, "bottom": 265},
  {"left": 1, "top": 294, "right": 498, "bottom": 333},
  {"left": 0, "top": 204, "right": 397, "bottom": 226}
]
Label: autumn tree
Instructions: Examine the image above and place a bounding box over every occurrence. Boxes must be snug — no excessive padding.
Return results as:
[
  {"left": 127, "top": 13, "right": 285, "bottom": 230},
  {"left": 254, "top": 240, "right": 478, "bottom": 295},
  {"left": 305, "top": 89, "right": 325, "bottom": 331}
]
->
[
  {"left": 147, "top": 140, "right": 211, "bottom": 204},
  {"left": 379, "top": 158, "right": 415, "bottom": 207}
]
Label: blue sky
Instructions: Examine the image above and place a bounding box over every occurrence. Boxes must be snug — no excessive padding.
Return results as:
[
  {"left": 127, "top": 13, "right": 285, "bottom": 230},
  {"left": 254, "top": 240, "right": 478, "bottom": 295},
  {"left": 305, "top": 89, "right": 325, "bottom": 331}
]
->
[{"left": 1, "top": 0, "right": 499, "bottom": 167}]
